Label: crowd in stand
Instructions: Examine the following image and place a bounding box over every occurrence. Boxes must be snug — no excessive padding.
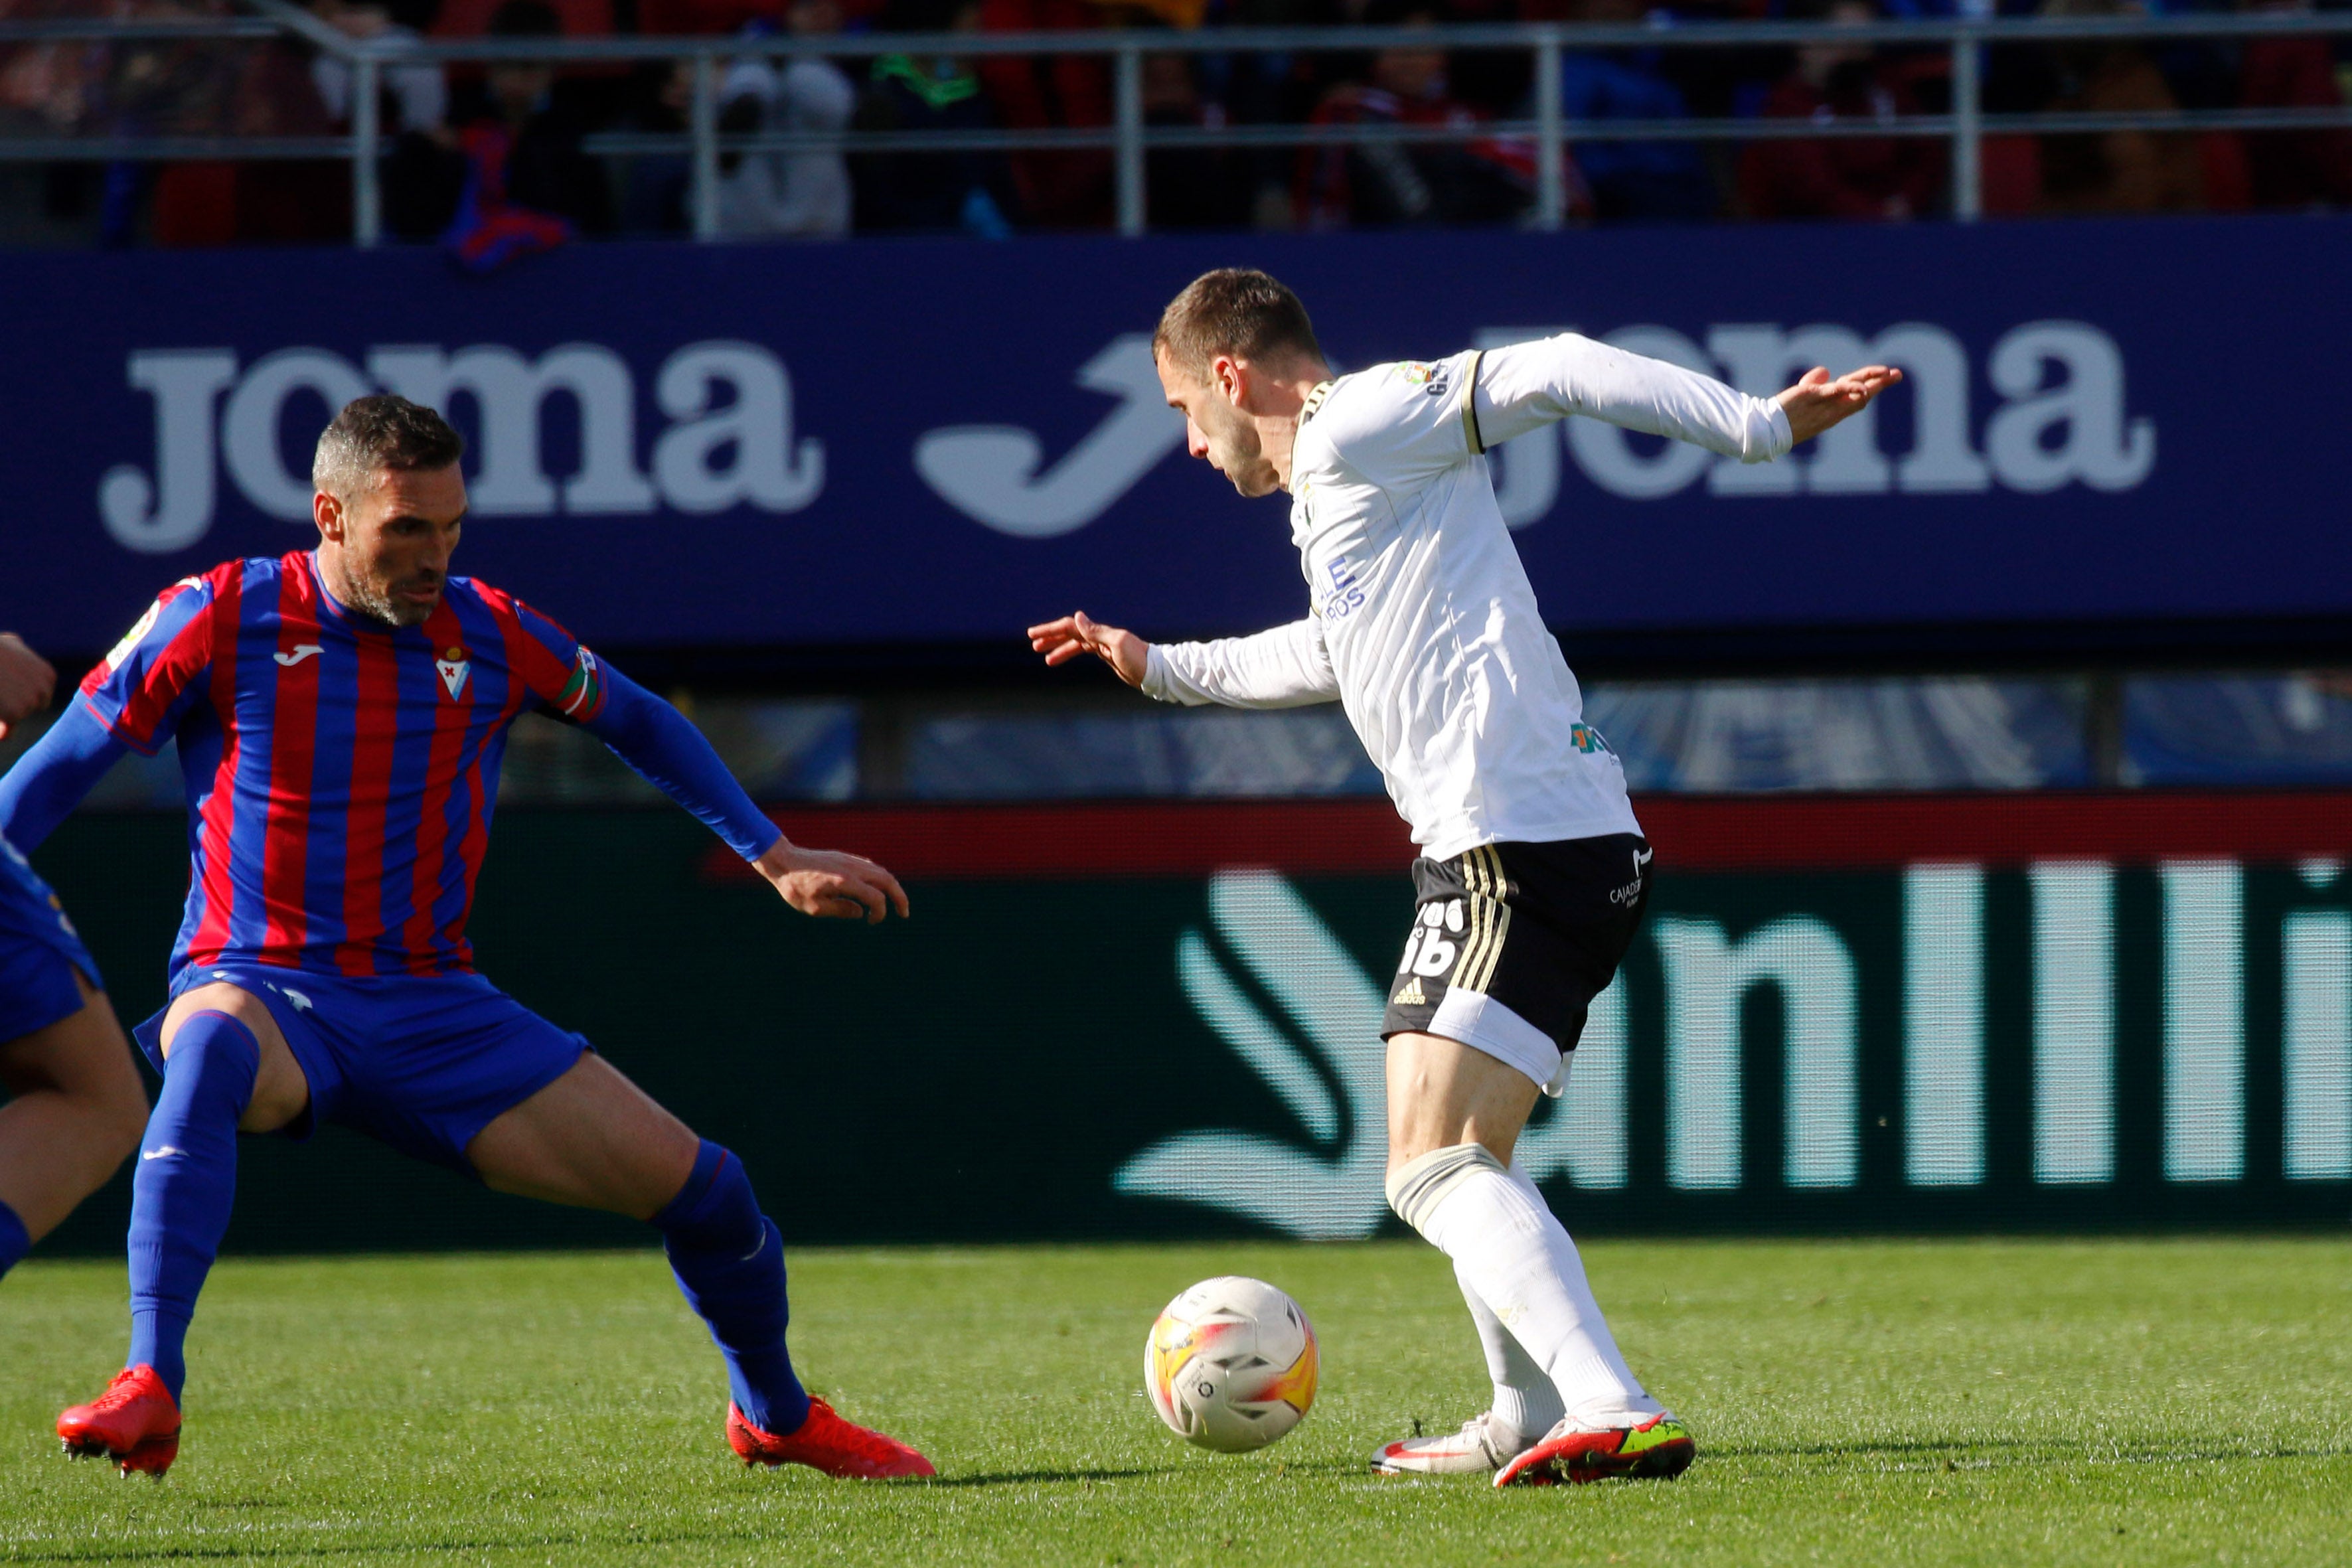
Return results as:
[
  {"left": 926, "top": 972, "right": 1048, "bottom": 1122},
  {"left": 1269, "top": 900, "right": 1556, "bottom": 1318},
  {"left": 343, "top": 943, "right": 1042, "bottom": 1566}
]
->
[{"left": 1, "top": 0, "right": 2347, "bottom": 246}]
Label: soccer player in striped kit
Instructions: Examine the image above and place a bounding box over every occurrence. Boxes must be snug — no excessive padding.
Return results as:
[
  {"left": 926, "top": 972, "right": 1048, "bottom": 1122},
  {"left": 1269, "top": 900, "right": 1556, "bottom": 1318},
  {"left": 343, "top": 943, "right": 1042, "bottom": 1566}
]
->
[
  {"left": 0, "top": 634, "right": 147, "bottom": 1289},
  {"left": 1033, "top": 270, "right": 1895, "bottom": 1486},
  {"left": 1, "top": 396, "right": 932, "bottom": 1481}
]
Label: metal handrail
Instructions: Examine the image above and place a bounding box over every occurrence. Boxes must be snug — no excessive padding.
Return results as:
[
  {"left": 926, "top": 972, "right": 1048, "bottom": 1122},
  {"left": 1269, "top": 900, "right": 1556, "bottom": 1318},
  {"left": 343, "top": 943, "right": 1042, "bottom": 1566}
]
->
[{"left": 4, "top": 5, "right": 2349, "bottom": 243}]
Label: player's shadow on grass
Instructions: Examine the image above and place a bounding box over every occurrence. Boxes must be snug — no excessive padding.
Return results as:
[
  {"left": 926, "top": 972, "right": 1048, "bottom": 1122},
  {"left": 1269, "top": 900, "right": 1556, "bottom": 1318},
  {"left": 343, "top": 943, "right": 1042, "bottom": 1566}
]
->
[
  {"left": 929, "top": 1464, "right": 1174, "bottom": 1487},
  {"left": 936, "top": 1456, "right": 1368, "bottom": 1488},
  {"left": 1711, "top": 1435, "right": 2349, "bottom": 1466}
]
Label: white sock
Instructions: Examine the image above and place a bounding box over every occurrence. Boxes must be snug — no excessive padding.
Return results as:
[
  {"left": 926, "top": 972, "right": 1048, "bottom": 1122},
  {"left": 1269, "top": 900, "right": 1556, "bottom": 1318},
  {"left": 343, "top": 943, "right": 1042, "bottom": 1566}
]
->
[
  {"left": 1454, "top": 1255, "right": 1563, "bottom": 1447},
  {"left": 1401, "top": 1146, "right": 1662, "bottom": 1427}
]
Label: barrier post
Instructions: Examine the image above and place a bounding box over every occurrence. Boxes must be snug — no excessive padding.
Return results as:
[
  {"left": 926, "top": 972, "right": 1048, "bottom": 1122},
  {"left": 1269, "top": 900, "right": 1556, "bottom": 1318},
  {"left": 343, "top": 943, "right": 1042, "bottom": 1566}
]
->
[
  {"left": 1534, "top": 28, "right": 1565, "bottom": 230},
  {"left": 1952, "top": 30, "right": 1982, "bottom": 221},
  {"left": 353, "top": 54, "right": 381, "bottom": 248},
  {"left": 1116, "top": 44, "right": 1146, "bottom": 237},
  {"left": 692, "top": 52, "right": 720, "bottom": 242}
]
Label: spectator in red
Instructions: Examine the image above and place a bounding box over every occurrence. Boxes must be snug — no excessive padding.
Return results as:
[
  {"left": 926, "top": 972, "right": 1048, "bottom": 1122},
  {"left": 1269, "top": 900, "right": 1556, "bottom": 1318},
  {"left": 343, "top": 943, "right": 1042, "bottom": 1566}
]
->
[
  {"left": 2237, "top": 0, "right": 2352, "bottom": 208},
  {"left": 1294, "top": 1, "right": 1529, "bottom": 228},
  {"left": 1737, "top": 0, "right": 1944, "bottom": 221},
  {"left": 2036, "top": 0, "right": 2217, "bottom": 214},
  {"left": 441, "top": 0, "right": 613, "bottom": 266},
  {"left": 975, "top": 0, "right": 1113, "bottom": 228}
]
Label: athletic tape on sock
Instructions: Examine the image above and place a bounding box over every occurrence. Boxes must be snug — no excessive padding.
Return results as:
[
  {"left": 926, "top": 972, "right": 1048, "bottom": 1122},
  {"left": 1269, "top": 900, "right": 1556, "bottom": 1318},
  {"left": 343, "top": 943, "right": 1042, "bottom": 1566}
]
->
[{"left": 1385, "top": 1142, "right": 1505, "bottom": 1238}]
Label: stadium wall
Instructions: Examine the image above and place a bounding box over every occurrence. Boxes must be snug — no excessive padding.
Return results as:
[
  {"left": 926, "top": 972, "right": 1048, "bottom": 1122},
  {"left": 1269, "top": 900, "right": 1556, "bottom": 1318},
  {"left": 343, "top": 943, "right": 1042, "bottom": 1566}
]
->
[
  {"left": 30, "top": 794, "right": 2352, "bottom": 1257},
  {"left": 11, "top": 216, "right": 2352, "bottom": 667}
]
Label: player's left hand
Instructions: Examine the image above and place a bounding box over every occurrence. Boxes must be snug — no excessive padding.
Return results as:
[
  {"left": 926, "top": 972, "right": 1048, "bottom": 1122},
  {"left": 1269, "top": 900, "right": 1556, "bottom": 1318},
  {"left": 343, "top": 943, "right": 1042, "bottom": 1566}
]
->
[
  {"left": 756, "top": 840, "right": 911, "bottom": 924},
  {"left": 0, "top": 632, "right": 57, "bottom": 739},
  {"left": 1774, "top": 364, "right": 1902, "bottom": 446}
]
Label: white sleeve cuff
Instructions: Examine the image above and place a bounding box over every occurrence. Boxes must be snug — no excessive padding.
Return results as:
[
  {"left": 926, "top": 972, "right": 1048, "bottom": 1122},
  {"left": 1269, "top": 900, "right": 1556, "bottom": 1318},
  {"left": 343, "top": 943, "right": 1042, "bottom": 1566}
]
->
[{"left": 1755, "top": 398, "right": 1794, "bottom": 463}]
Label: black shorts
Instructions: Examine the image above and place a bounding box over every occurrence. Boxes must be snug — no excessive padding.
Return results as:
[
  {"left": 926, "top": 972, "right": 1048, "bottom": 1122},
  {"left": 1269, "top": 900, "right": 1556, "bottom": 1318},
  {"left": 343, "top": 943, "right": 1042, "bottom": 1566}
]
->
[{"left": 1380, "top": 834, "right": 1650, "bottom": 1091}]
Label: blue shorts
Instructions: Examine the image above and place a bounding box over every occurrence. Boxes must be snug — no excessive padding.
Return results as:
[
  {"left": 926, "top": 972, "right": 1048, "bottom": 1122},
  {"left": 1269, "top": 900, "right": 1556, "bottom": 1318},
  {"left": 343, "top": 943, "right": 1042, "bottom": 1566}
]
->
[
  {"left": 0, "top": 840, "right": 102, "bottom": 1046},
  {"left": 135, "top": 965, "right": 589, "bottom": 1177}
]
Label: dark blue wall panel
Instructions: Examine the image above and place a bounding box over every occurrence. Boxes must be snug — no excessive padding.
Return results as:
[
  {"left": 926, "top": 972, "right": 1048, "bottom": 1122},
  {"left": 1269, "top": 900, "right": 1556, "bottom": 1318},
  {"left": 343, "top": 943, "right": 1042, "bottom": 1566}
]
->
[{"left": 7, "top": 217, "right": 2345, "bottom": 657}]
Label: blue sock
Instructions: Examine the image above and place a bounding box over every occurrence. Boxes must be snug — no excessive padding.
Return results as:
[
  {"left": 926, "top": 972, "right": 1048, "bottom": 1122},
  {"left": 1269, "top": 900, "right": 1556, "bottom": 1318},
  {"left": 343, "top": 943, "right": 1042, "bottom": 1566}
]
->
[
  {"left": 654, "top": 1141, "right": 809, "bottom": 1436},
  {"left": 125, "top": 1011, "right": 257, "bottom": 1404},
  {"left": 0, "top": 1200, "right": 28, "bottom": 1279}
]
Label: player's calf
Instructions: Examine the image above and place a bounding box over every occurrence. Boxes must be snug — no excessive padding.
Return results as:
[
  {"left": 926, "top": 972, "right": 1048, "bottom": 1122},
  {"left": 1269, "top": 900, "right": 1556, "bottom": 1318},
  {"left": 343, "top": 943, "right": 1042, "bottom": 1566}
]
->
[{"left": 58, "top": 1366, "right": 181, "bottom": 1479}]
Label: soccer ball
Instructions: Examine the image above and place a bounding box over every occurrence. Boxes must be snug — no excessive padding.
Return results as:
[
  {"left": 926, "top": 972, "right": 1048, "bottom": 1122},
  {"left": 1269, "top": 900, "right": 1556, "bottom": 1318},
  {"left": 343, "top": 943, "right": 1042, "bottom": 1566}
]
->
[{"left": 1144, "top": 1276, "right": 1319, "bottom": 1452}]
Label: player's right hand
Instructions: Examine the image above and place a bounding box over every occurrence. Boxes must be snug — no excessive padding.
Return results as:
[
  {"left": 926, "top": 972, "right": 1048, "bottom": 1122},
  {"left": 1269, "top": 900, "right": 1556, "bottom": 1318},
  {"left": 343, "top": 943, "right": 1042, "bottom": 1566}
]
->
[
  {"left": 755, "top": 840, "right": 911, "bottom": 924},
  {"left": 1028, "top": 612, "right": 1149, "bottom": 689},
  {"left": 0, "top": 632, "right": 57, "bottom": 738}
]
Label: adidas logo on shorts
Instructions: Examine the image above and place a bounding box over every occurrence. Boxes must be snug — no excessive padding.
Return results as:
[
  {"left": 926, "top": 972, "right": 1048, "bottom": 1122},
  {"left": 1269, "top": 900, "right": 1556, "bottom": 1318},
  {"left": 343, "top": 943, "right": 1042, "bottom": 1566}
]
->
[{"left": 1395, "top": 978, "right": 1428, "bottom": 1007}]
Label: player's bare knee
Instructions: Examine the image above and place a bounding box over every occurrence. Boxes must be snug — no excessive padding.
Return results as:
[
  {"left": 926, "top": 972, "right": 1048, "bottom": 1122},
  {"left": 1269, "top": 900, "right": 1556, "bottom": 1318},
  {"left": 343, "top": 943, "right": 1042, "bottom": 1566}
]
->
[{"left": 1385, "top": 1142, "right": 1504, "bottom": 1242}]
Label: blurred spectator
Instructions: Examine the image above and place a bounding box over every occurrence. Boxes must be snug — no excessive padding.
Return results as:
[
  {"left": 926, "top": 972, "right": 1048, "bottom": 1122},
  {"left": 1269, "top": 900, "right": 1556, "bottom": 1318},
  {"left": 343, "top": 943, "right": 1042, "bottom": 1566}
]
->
[
  {"left": 1553, "top": 0, "right": 1717, "bottom": 222},
  {"left": 851, "top": 0, "right": 1018, "bottom": 234},
  {"left": 976, "top": 0, "right": 1113, "bottom": 228},
  {"left": 2237, "top": 0, "right": 2352, "bottom": 208},
  {"left": 1142, "top": 47, "right": 1253, "bottom": 228},
  {"left": 448, "top": 0, "right": 614, "bottom": 232},
  {"left": 714, "top": 2, "right": 858, "bottom": 236},
  {"left": 1738, "top": 0, "right": 1945, "bottom": 220},
  {"left": 309, "top": 0, "right": 465, "bottom": 240},
  {"left": 312, "top": 0, "right": 449, "bottom": 136},
  {"left": 2036, "top": 0, "right": 2221, "bottom": 214},
  {"left": 1296, "top": 1, "right": 1529, "bottom": 228},
  {"left": 147, "top": 26, "right": 347, "bottom": 245},
  {"left": 620, "top": 57, "right": 695, "bottom": 232},
  {"left": 436, "top": 0, "right": 615, "bottom": 40}
]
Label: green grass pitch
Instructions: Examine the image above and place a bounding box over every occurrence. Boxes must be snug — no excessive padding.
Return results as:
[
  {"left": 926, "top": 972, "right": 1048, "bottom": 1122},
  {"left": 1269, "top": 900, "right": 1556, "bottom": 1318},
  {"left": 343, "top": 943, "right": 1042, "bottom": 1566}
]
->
[{"left": 3, "top": 1238, "right": 2347, "bottom": 1566}]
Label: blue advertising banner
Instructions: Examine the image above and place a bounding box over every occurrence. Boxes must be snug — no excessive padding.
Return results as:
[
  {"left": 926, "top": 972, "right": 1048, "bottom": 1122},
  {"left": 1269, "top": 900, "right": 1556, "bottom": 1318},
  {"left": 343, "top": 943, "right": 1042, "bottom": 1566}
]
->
[{"left": 5, "top": 216, "right": 2346, "bottom": 657}]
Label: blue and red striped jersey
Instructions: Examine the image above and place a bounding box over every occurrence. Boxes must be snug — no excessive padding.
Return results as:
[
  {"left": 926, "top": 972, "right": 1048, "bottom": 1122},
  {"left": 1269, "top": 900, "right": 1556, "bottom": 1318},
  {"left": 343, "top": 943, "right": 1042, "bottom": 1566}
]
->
[{"left": 80, "top": 550, "right": 613, "bottom": 982}]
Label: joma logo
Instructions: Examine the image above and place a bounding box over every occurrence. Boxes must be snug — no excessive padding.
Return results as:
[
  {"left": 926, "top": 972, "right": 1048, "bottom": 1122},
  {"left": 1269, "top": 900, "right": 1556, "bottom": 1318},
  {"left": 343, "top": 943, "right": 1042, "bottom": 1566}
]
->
[
  {"left": 1479, "top": 319, "right": 2155, "bottom": 522},
  {"left": 100, "top": 341, "right": 825, "bottom": 554}
]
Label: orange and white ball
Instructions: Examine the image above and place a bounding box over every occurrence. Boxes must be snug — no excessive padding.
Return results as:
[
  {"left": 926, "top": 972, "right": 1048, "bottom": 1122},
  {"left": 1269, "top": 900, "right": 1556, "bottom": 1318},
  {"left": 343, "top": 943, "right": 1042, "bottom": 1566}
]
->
[{"left": 1144, "top": 1276, "right": 1318, "bottom": 1452}]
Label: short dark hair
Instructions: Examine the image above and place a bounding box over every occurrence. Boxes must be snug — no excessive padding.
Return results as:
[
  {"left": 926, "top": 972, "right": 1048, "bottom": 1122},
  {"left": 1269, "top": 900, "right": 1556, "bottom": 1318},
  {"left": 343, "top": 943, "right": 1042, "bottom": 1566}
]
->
[
  {"left": 311, "top": 395, "right": 465, "bottom": 498},
  {"left": 488, "top": 0, "right": 562, "bottom": 37},
  {"left": 1152, "top": 268, "right": 1324, "bottom": 380}
]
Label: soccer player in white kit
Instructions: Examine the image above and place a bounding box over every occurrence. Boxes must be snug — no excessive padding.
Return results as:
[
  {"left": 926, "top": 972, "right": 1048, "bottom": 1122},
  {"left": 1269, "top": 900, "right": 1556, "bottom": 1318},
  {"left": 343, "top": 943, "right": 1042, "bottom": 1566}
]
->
[{"left": 1031, "top": 268, "right": 1896, "bottom": 1486}]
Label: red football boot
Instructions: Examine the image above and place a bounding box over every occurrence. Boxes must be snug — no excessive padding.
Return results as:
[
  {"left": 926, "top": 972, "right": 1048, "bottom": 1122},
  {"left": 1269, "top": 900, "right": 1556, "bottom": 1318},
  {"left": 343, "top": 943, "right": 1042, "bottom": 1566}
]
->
[
  {"left": 58, "top": 1366, "right": 182, "bottom": 1479},
  {"left": 1493, "top": 1412, "right": 1695, "bottom": 1487},
  {"left": 727, "top": 1397, "right": 935, "bottom": 1480}
]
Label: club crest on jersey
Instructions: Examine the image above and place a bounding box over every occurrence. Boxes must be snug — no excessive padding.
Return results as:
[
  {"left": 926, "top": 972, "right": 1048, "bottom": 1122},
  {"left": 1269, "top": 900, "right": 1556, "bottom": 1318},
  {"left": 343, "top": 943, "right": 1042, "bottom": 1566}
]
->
[
  {"left": 1397, "top": 361, "right": 1450, "bottom": 397},
  {"left": 435, "top": 647, "right": 471, "bottom": 701}
]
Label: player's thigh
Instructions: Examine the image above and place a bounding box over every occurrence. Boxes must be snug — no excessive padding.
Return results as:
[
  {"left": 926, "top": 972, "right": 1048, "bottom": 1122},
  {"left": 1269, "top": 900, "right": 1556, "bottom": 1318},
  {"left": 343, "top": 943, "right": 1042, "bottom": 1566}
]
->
[
  {"left": 465, "top": 1052, "right": 699, "bottom": 1221},
  {"left": 1385, "top": 1030, "right": 1539, "bottom": 1171},
  {"left": 0, "top": 971, "right": 145, "bottom": 1138},
  {"left": 163, "top": 982, "right": 311, "bottom": 1134}
]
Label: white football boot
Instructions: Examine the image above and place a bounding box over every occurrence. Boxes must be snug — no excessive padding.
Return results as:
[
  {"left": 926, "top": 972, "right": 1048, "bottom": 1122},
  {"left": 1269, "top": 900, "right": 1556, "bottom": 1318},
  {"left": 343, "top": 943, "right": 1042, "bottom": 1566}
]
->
[{"left": 1369, "top": 1412, "right": 1534, "bottom": 1476}]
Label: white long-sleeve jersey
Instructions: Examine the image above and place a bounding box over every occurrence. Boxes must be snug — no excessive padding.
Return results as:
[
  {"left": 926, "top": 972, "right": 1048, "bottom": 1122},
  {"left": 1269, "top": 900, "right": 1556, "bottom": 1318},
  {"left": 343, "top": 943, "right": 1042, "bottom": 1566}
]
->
[{"left": 1141, "top": 333, "right": 1792, "bottom": 862}]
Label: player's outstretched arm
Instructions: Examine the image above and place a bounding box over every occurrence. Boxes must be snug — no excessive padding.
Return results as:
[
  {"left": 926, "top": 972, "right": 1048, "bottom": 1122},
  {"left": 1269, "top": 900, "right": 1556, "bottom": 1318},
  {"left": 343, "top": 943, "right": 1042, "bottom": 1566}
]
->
[
  {"left": 1028, "top": 612, "right": 1148, "bottom": 688},
  {"left": 578, "top": 665, "right": 908, "bottom": 923},
  {"left": 0, "top": 704, "right": 128, "bottom": 854},
  {"left": 1773, "top": 364, "right": 1903, "bottom": 445},
  {"left": 1030, "top": 612, "right": 1338, "bottom": 711},
  {"left": 0, "top": 633, "right": 56, "bottom": 739}
]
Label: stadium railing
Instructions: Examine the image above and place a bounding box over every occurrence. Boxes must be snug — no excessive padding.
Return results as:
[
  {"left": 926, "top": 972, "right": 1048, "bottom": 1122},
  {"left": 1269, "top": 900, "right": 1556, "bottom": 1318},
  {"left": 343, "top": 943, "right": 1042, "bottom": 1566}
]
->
[{"left": 3, "top": 1, "right": 2350, "bottom": 242}]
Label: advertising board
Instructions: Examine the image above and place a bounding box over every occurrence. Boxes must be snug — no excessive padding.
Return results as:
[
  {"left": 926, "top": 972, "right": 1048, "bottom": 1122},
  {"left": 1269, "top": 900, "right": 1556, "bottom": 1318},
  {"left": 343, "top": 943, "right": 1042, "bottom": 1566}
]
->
[
  {"left": 8, "top": 216, "right": 2348, "bottom": 659},
  {"left": 30, "top": 792, "right": 2352, "bottom": 1255}
]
